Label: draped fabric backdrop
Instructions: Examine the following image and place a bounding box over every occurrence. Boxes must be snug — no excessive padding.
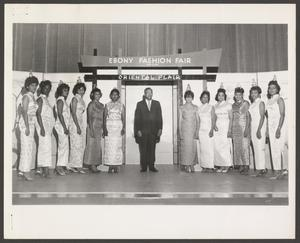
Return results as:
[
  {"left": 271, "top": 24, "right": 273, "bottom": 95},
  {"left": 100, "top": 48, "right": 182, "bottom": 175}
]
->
[{"left": 13, "top": 24, "right": 287, "bottom": 73}]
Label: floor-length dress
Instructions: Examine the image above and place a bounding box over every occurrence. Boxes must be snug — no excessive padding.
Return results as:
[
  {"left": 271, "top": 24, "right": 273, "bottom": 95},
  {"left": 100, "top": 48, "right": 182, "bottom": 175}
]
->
[
  {"left": 266, "top": 94, "right": 286, "bottom": 170},
  {"left": 214, "top": 101, "right": 232, "bottom": 167},
  {"left": 54, "top": 96, "right": 70, "bottom": 167},
  {"left": 198, "top": 103, "right": 214, "bottom": 169},
  {"left": 84, "top": 100, "right": 104, "bottom": 166},
  {"left": 179, "top": 103, "right": 198, "bottom": 166},
  {"left": 69, "top": 94, "right": 86, "bottom": 168},
  {"left": 36, "top": 94, "right": 55, "bottom": 167},
  {"left": 249, "top": 98, "right": 266, "bottom": 170},
  {"left": 231, "top": 101, "right": 250, "bottom": 166},
  {"left": 103, "top": 101, "right": 123, "bottom": 166},
  {"left": 19, "top": 92, "right": 38, "bottom": 172}
]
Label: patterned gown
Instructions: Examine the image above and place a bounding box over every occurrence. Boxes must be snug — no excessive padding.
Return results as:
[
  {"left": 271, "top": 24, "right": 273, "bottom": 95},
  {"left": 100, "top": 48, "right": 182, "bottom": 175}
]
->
[
  {"left": 84, "top": 100, "right": 104, "bottom": 166},
  {"left": 19, "top": 92, "right": 38, "bottom": 172},
  {"left": 36, "top": 94, "right": 55, "bottom": 167},
  {"left": 231, "top": 101, "right": 250, "bottom": 166},
  {"left": 69, "top": 94, "right": 86, "bottom": 168},
  {"left": 179, "top": 103, "right": 199, "bottom": 166},
  {"left": 214, "top": 101, "right": 232, "bottom": 167},
  {"left": 103, "top": 101, "right": 124, "bottom": 166}
]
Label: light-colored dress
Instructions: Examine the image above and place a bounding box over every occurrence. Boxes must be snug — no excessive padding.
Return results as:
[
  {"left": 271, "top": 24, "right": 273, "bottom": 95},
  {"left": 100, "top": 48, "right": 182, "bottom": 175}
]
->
[
  {"left": 214, "top": 101, "right": 232, "bottom": 167},
  {"left": 19, "top": 92, "right": 38, "bottom": 172},
  {"left": 231, "top": 101, "right": 250, "bottom": 166},
  {"left": 103, "top": 101, "right": 124, "bottom": 166},
  {"left": 179, "top": 103, "right": 198, "bottom": 166},
  {"left": 249, "top": 98, "right": 266, "bottom": 170},
  {"left": 69, "top": 94, "right": 86, "bottom": 168},
  {"left": 198, "top": 103, "right": 214, "bottom": 169},
  {"left": 36, "top": 94, "right": 55, "bottom": 167},
  {"left": 54, "top": 96, "right": 70, "bottom": 167},
  {"left": 266, "top": 94, "right": 286, "bottom": 170},
  {"left": 84, "top": 100, "right": 104, "bottom": 166}
]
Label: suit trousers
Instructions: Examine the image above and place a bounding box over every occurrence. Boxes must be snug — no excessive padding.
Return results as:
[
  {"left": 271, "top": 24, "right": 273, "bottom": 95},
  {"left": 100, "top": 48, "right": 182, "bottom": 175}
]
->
[{"left": 139, "top": 133, "right": 157, "bottom": 169}]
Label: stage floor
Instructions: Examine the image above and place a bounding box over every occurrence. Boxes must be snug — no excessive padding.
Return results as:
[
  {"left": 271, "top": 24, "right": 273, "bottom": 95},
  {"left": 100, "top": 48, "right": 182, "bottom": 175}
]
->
[{"left": 12, "top": 165, "right": 288, "bottom": 205}]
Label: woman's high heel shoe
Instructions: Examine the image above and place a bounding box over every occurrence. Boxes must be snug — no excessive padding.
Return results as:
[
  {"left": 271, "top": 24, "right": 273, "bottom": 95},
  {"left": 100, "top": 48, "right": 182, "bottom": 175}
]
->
[
  {"left": 67, "top": 167, "right": 78, "bottom": 173},
  {"left": 90, "top": 165, "right": 100, "bottom": 173},
  {"left": 185, "top": 166, "right": 191, "bottom": 173},
  {"left": 77, "top": 168, "right": 86, "bottom": 174},
  {"left": 22, "top": 172, "right": 33, "bottom": 181},
  {"left": 43, "top": 167, "right": 51, "bottom": 179},
  {"left": 54, "top": 167, "right": 66, "bottom": 176},
  {"left": 190, "top": 166, "right": 195, "bottom": 173}
]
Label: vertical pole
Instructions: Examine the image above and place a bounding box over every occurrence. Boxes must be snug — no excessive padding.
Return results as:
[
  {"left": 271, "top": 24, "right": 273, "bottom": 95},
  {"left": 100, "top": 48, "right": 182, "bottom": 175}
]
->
[
  {"left": 202, "top": 49, "right": 207, "bottom": 91},
  {"left": 203, "top": 65, "right": 207, "bottom": 91},
  {"left": 176, "top": 48, "right": 183, "bottom": 165},
  {"left": 118, "top": 48, "right": 125, "bottom": 165},
  {"left": 117, "top": 48, "right": 122, "bottom": 91},
  {"left": 172, "top": 80, "right": 178, "bottom": 165},
  {"left": 92, "top": 48, "right": 98, "bottom": 88}
]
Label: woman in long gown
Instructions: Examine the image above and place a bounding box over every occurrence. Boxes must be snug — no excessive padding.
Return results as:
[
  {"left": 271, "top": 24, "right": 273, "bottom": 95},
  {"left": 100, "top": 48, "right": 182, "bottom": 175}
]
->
[
  {"left": 179, "top": 90, "right": 200, "bottom": 173},
  {"left": 103, "top": 88, "right": 125, "bottom": 173},
  {"left": 68, "top": 82, "right": 86, "bottom": 174},
  {"left": 198, "top": 91, "right": 215, "bottom": 172},
  {"left": 248, "top": 86, "right": 267, "bottom": 177},
  {"left": 36, "top": 80, "right": 55, "bottom": 178},
  {"left": 19, "top": 76, "right": 39, "bottom": 181},
  {"left": 266, "top": 80, "right": 287, "bottom": 179},
  {"left": 84, "top": 88, "right": 104, "bottom": 173},
  {"left": 231, "top": 87, "right": 251, "bottom": 175},
  {"left": 54, "top": 82, "right": 70, "bottom": 176},
  {"left": 214, "top": 88, "right": 233, "bottom": 173}
]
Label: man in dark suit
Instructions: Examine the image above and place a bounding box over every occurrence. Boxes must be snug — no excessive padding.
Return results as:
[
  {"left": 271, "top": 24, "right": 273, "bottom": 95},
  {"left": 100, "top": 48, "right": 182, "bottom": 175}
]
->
[{"left": 134, "top": 87, "right": 162, "bottom": 172}]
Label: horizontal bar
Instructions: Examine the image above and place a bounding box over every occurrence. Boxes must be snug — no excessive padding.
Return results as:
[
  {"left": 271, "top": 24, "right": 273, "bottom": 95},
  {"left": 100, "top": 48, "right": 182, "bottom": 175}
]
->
[
  {"left": 84, "top": 74, "right": 217, "bottom": 81},
  {"left": 207, "top": 66, "right": 219, "bottom": 73},
  {"left": 122, "top": 80, "right": 174, "bottom": 85}
]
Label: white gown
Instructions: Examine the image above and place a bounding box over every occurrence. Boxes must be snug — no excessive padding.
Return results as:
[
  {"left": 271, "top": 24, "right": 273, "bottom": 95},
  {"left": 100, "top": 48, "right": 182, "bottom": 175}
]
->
[
  {"left": 54, "top": 96, "right": 70, "bottom": 167},
  {"left": 214, "top": 101, "right": 232, "bottom": 167},
  {"left": 36, "top": 94, "right": 55, "bottom": 167},
  {"left": 266, "top": 94, "right": 286, "bottom": 170},
  {"left": 248, "top": 98, "right": 266, "bottom": 170},
  {"left": 197, "top": 103, "right": 214, "bottom": 169}
]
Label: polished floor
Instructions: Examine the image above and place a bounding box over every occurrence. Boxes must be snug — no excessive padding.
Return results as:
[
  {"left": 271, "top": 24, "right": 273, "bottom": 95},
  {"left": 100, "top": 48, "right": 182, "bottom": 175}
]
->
[{"left": 12, "top": 165, "right": 288, "bottom": 205}]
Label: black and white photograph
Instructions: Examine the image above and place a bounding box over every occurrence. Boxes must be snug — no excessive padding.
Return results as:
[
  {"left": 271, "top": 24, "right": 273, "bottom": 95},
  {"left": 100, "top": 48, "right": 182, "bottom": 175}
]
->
[{"left": 3, "top": 3, "right": 295, "bottom": 239}]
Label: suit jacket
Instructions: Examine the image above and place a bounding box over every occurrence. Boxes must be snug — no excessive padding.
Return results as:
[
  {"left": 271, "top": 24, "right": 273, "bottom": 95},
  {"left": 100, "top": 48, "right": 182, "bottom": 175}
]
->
[{"left": 134, "top": 99, "right": 163, "bottom": 143}]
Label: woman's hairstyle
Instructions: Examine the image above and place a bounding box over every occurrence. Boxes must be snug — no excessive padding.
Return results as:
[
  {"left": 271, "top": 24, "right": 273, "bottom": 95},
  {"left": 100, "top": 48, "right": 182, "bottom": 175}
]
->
[
  {"left": 55, "top": 83, "right": 70, "bottom": 99},
  {"left": 110, "top": 88, "right": 120, "bottom": 98},
  {"left": 90, "top": 88, "right": 102, "bottom": 100},
  {"left": 234, "top": 87, "right": 244, "bottom": 94},
  {"left": 215, "top": 88, "right": 227, "bottom": 101},
  {"left": 267, "top": 80, "right": 281, "bottom": 99},
  {"left": 72, "top": 82, "right": 86, "bottom": 95},
  {"left": 249, "top": 86, "right": 262, "bottom": 103},
  {"left": 39, "top": 80, "right": 52, "bottom": 94},
  {"left": 24, "top": 76, "right": 39, "bottom": 90},
  {"left": 184, "top": 90, "right": 194, "bottom": 99},
  {"left": 200, "top": 90, "right": 210, "bottom": 102},
  {"left": 233, "top": 87, "right": 244, "bottom": 102}
]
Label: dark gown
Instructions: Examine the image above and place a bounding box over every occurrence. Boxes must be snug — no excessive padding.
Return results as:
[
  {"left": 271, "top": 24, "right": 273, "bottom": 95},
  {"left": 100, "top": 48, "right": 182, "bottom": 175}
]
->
[{"left": 84, "top": 100, "right": 104, "bottom": 166}]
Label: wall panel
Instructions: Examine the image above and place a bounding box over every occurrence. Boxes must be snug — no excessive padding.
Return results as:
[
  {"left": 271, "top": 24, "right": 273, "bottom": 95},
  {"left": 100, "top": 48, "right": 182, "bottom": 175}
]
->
[{"left": 13, "top": 24, "right": 288, "bottom": 73}]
